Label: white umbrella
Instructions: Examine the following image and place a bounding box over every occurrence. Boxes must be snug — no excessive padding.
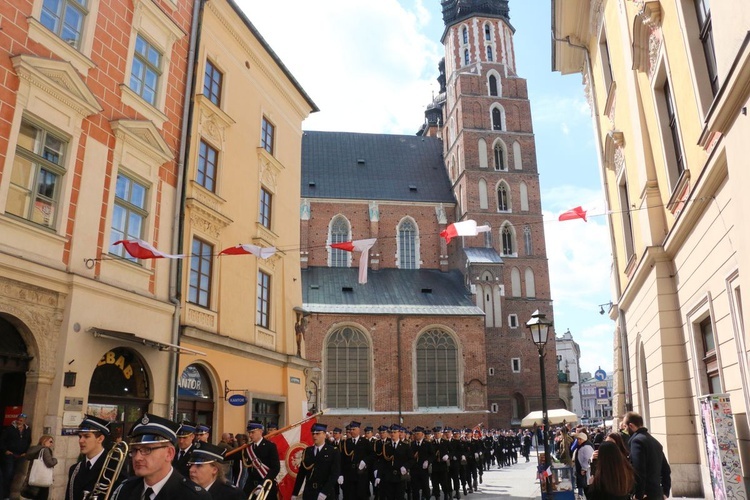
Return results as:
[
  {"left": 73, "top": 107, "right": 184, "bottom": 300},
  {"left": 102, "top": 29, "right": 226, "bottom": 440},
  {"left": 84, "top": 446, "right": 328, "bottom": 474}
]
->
[{"left": 521, "top": 409, "right": 579, "bottom": 427}]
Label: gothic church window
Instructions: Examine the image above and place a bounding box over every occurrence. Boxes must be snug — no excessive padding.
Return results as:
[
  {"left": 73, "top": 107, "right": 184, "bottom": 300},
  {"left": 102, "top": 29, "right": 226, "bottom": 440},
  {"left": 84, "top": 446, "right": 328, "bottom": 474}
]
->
[
  {"left": 326, "top": 326, "right": 371, "bottom": 409},
  {"left": 484, "top": 24, "right": 491, "bottom": 41},
  {"left": 398, "top": 218, "right": 418, "bottom": 269},
  {"left": 524, "top": 225, "right": 532, "bottom": 255},
  {"left": 486, "top": 46, "right": 493, "bottom": 62},
  {"left": 416, "top": 330, "right": 458, "bottom": 408},
  {"left": 492, "top": 108, "right": 503, "bottom": 130},
  {"left": 462, "top": 26, "right": 468, "bottom": 44},
  {"left": 497, "top": 182, "right": 510, "bottom": 211},
  {"left": 501, "top": 223, "right": 515, "bottom": 256},
  {"left": 328, "top": 215, "right": 351, "bottom": 267},
  {"left": 464, "top": 49, "right": 470, "bottom": 66},
  {"left": 489, "top": 75, "right": 498, "bottom": 96},
  {"left": 494, "top": 142, "right": 507, "bottom": 171}
]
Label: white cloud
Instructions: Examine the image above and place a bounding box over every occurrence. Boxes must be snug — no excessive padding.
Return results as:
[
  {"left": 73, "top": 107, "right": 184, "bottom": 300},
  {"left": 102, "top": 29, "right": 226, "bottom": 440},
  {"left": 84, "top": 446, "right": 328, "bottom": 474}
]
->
[
  {"left": 573, "top": 323, "right": 615, "bottom": 376},
  {"left": 237, "top": 0, "right": 443, "bottom": 134},
  {"left": 561, "top": 122, "right": 570, "bottom": 135}
]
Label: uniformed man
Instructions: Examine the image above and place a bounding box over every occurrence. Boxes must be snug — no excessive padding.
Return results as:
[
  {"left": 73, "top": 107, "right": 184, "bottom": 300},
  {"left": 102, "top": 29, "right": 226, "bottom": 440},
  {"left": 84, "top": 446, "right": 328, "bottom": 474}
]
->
[
  {"left": 173, "top": 422, "right": 196, "bottom": 478},
  {"left": 292, "top": 423, "right": 340, "bottom": 500},
  {"left": 264, "top": 422, "right": 279, "bottom": 438},
  {"left": 242, "top": 420, "right": 280, "bottom": 500},
  {"left": 373, "top": 426, "right": 389, "bottom": 499},
  {"left": 331, "top": 427, "right": 343, "bottom": 498},
  {"left": 195, "top": 425, "right": 210, "bottom": 444},
  {"left": 430, "top": 427, "right": 452, "bottom": 500},
  {"left": 409, "top": 426, "right": 432, "bottom": 500},
  {"left": 110, "top": 413, "right": 210, "bottom": 500},
  {"left": 378, "top": 425, "right": 412, "bottom": 500},
  {"left": 341, "top": 421, "right": 373, "bottom": 499},
  {"left": 66, "top": 415, "right": 112, "bottom": 500},
  {"left": 447, "top": 428, "right": 463, "bottom": 499},
  {"left": 187, "top": 443, "right": 244, "bottom": 500}
]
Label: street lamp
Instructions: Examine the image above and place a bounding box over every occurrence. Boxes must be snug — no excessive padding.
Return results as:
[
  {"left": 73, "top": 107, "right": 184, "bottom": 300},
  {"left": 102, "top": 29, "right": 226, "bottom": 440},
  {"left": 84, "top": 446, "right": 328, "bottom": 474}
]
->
[{"left": 527, "top": 309, "right": 553, "bottom": 497}]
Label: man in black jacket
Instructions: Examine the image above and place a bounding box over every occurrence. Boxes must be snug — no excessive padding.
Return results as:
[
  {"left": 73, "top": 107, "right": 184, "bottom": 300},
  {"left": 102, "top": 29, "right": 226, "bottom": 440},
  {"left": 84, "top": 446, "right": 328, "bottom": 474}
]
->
[
  {"left": 1, "top": 412, "right": 31, "bottom": 498},
  {"left": 292, "top": 423, "right": 340, "bottom": 500},
  {"left": 409, "top": 427, "right": 433, "bottom": 500},
  {"left": 172, "top": 422, "right": 196, "bottom": 478},
  {"left": 242, "top": 420, "right": 280, "bottom": 500},
  {"left": 341, "top": 421, "right": 373, "bottom": 499},
  {"left": 379, "top": 425, "right": 412, "bottom": 500},
  {"left": 623, "top": 412, "right": 671, "bottom": 500},
  {"left": 111, "top": 413, "right": 210, "bottom": 500},
  {"left": 66, "top": 415, "right": 112, "bottom": 500}
]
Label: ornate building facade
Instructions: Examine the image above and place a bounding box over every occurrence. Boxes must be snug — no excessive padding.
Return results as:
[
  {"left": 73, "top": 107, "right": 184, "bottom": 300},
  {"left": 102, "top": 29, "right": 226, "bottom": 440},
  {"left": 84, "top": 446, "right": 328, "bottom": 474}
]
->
[{"left": 553, "top": 0, "right": 750, "bottom": 495}]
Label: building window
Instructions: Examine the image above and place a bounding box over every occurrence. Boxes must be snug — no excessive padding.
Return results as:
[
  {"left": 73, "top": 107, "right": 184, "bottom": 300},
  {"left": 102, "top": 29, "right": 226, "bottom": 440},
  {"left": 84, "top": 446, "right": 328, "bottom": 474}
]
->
[
  {"left": 197, "top": 140, "right": 218, "bottom": 192},
  {"left": 501, "top": 224, "right": 514, "bottom": 255},
  {"left": 489, "top": 75, "right": 498, "bottom": 96},
  {"left": 464, "top": 49, "right": 470, "bottom": 66},
  {"left": 416, "top": 330, "right": 458, "bottom": 408},
  {"left": 511, "top": 358, "right": 521, "bottom": 373},
  {"left": 488, "top": 367, "right": 495, "bottom": 376},
  {"left": 525, "top": 268, "right": 536, "bottom": 297},
  {"left": 259, "top": 187, "right": 272, "bottom": 229},
  {"left": 203, "top": 59, "right": 223, "bottom": 107},
  {"left": 494, "top": 142, "right": 506, "bottom": 170},
  {"left": 524, "top": 225, "right": 532, "bottom": 255},
  {"left": 110, "top": 174, "right": 148, "bottom": 260},
  {"left": 189, "top": 238, "right": 213, "bottom": 308},
  {"left": 256, "top": 270, "right": 271, "bottom": 328},
  {"left": 329, "top": 215, "right": 350, "bottom": 267},
  {"left": 599, "top": 28, "right": 614, "bottom": 91},
  {"left": 497, "top": 183, "right": 509, "bottom": 211},
  {"left": 40, "top": 0, "right": 88, "bottom": 48},
  {"left": 486, "top": 46, "right": 493, "bottom": 62},
  {"left": 700, "top": 317, "right": 721, "bottom": 394},
  {"left": 484, "top": 24, "right": 491, "bottom": 41},
  {"left": 663, "top": 80, "right": 685, "bottom": 179},
  {"left": 129, "top": 34, "right": 162, "bottom": 106},
  {"left": 492, "top": 108, "right": 504, "bottom": 130},
  {"left": 261, "top": 117, "right": 275, "bottom": 154},
  {"left": 508, "top": 314, "right": 519, "bottom": 328},
  {"left": 398, "top": 219, "right": 417, "bottom": 269},
  {"left": 7, "top": 120, "right": 67, "bottom": 228},
  {"left": 325, "top": 326, "right": 370, "bottom": 409},
  {"left": 619, "top": 175, "right": 635, "bottom": 259},
  {"left": 694, "top": 0, "right": 718, "bottom": 95},
  {"left": 462, "top": 26, "right": 468, "bottom": 45},
  {"left": 491, "top": 403, "right": 498, "bottom": 413}
]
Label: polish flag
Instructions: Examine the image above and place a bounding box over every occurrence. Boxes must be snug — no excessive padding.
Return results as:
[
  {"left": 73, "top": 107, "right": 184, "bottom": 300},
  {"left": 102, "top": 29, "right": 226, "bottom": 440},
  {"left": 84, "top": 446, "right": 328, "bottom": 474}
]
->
[
  {"left": 330, "top": 238, "right": 377, "bottom": 284},
  {"left": 558, "top": 206, "right": 588, "bottom": 222},
  {"left": 439, "top": 220, "right": 491, "bottom": 244},
  {"left": 268, "top": 418, "right": 316, "bottom": 500},
  {"left": 113, "top": 239, "right": 184, "bottom": 259},
  {"left": 218, "top": 244, "right": 276, "bottom": 259}
]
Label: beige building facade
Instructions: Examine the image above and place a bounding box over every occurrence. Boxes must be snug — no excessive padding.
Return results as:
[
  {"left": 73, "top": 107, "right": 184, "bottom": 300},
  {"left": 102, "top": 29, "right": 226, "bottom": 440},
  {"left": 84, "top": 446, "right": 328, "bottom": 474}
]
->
[
  {"left": 553, "top": 0, "right": 750, "bottom": 496},
  {"left": 176, "top": 0, "right": 317, "bottom": 436}
]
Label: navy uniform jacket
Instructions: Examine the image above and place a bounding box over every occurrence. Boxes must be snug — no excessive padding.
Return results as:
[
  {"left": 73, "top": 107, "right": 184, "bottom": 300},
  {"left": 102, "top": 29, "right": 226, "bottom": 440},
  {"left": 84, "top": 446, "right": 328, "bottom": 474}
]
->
[
  {"left": 341, "top": 437, "right": 374, "bottom": 474},
  {"left": 207, "top": 480, "right": 244, "bottom": 500},
  {"left": 409, "top": 440, "right": 433, "bottom": 472},
  {"left": 172, "top": 443, "right": 195, "bottom": 478},
  {"left": 380, "top": 440, "right": 413, "bottom": 483},
  {"left": 110, "top": 469, "right": 210, "bottom": 500},
  {"left": 66, "top": 454, "right": 107, "bottom": 500},
  {"left": 292, "top": 443, "right": 340, "bottom": 499},
  {"left": 431, "top": 439, "right": 451, "bottom": 472},
  {"left": 243, "top": 438, "right": 280, "bottom": 483}
]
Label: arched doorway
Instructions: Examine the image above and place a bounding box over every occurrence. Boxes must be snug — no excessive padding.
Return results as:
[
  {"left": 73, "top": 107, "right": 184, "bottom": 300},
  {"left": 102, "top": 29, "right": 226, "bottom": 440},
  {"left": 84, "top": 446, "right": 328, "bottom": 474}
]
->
[
  {"left": 0, "top": 317, "right": 30, "bottom": 426},
  {"left": 87, "top": 348, "right": 150, "bottom": 440},
  {"left": 177, "top": 364, "right": 214, "bottom": 429}
]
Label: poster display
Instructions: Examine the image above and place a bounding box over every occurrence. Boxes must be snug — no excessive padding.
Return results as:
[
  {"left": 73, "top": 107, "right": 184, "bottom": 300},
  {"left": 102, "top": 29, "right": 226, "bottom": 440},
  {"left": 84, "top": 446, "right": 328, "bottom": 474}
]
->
[{"left": 698, "top": 394, "right": 746, "bottom": 500}]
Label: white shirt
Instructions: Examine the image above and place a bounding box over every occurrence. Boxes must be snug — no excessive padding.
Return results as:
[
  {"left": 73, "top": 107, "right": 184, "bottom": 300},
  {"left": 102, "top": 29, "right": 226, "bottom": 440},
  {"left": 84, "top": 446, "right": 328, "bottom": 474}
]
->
[
  {"left": 87, "top": 448, "right": 106, "bottom": 468},
  {"left": 143, "top": 467, "right": 174, "bottom": 498}
]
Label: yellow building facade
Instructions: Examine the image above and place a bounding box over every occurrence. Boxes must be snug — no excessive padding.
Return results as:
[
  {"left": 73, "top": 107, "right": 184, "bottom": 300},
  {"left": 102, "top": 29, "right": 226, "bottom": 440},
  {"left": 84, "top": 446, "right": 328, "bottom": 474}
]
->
[
  {"left": 553, "top": 0, "right": 750, "bottom": 496},
  {"left": 177, "top": 0, "right": 317, "bottom": 436}
]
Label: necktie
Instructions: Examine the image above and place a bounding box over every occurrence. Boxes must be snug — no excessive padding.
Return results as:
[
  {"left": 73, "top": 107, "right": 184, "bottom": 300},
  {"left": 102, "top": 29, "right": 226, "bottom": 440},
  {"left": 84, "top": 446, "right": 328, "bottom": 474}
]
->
[
  {"left": 143, "top": 487, "right": 154, "bottom": 500},
  {"left": 85, "top": 461, "right": 92, "bottom": 471},
  {"left": 178, "top": 450, "right": 184, "bottom": 461},
  {"left": 314, "top": 447, "right": 318, "bottom": 457}
]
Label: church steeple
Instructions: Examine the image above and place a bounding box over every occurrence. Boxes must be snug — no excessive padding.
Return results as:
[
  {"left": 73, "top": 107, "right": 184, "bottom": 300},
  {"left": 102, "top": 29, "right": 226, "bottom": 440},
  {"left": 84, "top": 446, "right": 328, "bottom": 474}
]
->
[{"left": 441, "top": 0, "right": 510, "bottom": 28}]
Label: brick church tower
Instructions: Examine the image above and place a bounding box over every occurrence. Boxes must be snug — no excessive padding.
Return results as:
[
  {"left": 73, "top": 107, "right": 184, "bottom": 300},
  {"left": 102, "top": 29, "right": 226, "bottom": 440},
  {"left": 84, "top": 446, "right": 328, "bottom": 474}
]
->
[{"left": 423, "top": 0, "right": 560, "bottom": 428}]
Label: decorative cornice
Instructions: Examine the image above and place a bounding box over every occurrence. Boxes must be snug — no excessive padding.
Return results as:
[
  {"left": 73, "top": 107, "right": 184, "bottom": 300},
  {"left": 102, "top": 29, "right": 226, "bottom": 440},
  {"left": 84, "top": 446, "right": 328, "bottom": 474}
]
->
[
  {"left": 186, "top": 197, "right": 232, "bottom": 238},
  {"left": 110, "top": 120, "right": 174, "bottom": 165},
  {"left": 257, "top": 148, "right": 285, "bottom": 192},
  {"left": 196, "top": 95, "right": 235, "bottom": 150}
]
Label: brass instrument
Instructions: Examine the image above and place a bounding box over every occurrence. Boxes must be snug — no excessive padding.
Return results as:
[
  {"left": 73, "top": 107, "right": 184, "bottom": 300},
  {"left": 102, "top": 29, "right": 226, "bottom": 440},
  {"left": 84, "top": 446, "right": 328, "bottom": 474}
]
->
[
  {"left": 247, "top": 479, "right": 273, "bottom": 500},
  {"left": 82, "top": 441, "right": 129, "bottom": 500}
]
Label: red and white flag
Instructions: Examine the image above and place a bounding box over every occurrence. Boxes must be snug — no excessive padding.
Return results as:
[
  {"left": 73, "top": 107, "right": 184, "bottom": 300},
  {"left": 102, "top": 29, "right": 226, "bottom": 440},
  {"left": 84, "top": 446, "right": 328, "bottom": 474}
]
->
[
  {"left": 330, "top": 238, "right": 377, "bottom": 284},
  {"left": 113, "top": 239, "right": 184, "bottom": 259},
  {"left": 558, "top": 206, "right": 588, "bottom": 222},
  {"left": 439, "top": 220, "right": 491, "bottom": 244},
  {"left": 218, "top": 244, "right": 276, "bottom": 259},
  {"left": 268, "top": 418, "right": 316, "bottom": 500}
]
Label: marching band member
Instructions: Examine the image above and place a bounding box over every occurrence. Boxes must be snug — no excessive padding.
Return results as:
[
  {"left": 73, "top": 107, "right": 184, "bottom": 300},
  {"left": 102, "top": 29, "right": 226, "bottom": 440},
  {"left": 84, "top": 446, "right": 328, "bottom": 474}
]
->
[
  {"left": 66, "top": 415, "right": 111, "bottom": 500},
  {"left": 242, "top": 420, "right": 280, "bottom": 500},
  {"left": 187, "top": 443, "right": 244, "bottom": 500},
  {"left": 172, "top": 422, "right": 196, "bottom": 478},
  {"left": 292, "top": 423, "right": 340, "bottom": 500}
]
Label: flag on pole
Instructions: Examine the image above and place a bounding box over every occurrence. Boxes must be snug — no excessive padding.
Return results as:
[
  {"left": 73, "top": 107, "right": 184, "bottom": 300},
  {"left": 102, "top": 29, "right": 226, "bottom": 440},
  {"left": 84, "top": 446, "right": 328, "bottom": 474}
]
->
[
  {"left": 330, "top": 238, "right": 377, "bottom": 284},
  {"left": 218, "top": 244, "right": 277, "bottom": 259},
  {"left": 113, "top": 239, "right": 184, "bottom": 259},
  {"left": 558, "top": 206, "right": 588, "bottom": 222},
  {"left": 268, "top": 418, "right": 316, "bottom": 500},
  {"left": 439, "top": 220, "right": 491, "bottom": 244}
]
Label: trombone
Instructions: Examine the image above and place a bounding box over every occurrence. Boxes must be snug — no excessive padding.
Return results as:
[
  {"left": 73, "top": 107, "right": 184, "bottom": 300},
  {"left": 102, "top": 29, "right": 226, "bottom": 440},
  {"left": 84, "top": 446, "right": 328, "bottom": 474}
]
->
[
  {"left": 247, "top": 479, "right": 273, "bottom": 500},
  {"left": 82, "top": 441, "right": 129, "bottom": 500}
]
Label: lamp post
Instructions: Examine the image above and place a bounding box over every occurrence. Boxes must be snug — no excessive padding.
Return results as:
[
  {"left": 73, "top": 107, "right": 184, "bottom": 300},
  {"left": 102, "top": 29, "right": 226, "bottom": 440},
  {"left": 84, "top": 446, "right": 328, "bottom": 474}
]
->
[{"left": 527, "top": 309, "right": 553, "bottom": 497}]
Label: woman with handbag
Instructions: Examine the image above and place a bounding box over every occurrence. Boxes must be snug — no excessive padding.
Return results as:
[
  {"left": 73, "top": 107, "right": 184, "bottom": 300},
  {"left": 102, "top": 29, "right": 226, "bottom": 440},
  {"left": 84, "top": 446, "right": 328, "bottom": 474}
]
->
[{"left": 21, "top": 435, "right": 57, "bottom": 500}]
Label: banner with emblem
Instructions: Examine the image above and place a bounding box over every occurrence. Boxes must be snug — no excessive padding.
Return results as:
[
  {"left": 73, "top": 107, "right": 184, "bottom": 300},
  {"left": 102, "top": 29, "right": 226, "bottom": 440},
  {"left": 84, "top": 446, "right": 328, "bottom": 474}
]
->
[{"left": 268, "top": 418, "right": 316, "bottom": 500}]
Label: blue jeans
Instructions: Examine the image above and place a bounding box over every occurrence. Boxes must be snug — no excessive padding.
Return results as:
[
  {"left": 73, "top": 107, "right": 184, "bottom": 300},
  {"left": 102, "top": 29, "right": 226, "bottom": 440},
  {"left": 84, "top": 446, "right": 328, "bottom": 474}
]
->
[{"left": 2, "top": 454, "right": 17, "bottom": 498}]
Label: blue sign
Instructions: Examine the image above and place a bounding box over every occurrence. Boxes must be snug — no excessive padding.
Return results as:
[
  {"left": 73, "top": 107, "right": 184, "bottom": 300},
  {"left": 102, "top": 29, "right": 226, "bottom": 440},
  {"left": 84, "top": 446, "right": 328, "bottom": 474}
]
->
[
  {"left": 594, "top": 369, "right": 607, "bottom": 381},
  {"left": 228, "top": 394, "right": 248, "bottom": 406}
]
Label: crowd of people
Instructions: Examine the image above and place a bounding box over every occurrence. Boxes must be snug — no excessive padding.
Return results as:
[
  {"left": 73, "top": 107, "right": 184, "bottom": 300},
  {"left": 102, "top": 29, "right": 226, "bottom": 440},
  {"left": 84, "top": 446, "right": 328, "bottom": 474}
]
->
[{"left": 548, "top": 411, "right": 672, "bottom": 500}]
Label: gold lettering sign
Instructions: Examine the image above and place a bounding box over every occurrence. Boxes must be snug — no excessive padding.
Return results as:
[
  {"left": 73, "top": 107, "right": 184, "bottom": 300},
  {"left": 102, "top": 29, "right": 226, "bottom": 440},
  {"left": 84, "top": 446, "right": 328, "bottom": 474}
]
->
[{"left": 97, "top": 351, "right": 134, "bottom": 380}]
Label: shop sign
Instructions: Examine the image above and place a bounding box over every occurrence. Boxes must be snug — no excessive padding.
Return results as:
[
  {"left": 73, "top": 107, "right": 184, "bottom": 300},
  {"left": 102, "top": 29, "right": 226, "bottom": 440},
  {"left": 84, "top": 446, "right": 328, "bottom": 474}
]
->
[
  {"left": 228, "top": 394, "right": 248, "bottom": 406},
  {"left": 178, "top": 365, "right": 211, "bottom": 398},
  {"left": 97, "top": 351, "right": 134, "bottom": 379},
  {"left": 3, "top": 406, "right": 23, "bottom": 426}
]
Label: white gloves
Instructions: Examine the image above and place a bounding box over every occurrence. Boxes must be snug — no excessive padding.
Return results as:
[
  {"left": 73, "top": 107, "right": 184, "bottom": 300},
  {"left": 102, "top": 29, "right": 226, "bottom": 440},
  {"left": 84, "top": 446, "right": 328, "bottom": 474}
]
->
[
  {"left": 317, "top": 494, "right": 327, "bottom": 500},
  {"left": 461, "top": 455, "right": 466, "bottom": 461},
  {"left": 442, "top": 455, "right": 449, "bottom": 462},
  {"left": 337, "top": 476, "right": 344, "bottom": 485},
  {"left": 490, "top": 450, "right": 494, "bottom": 455},
  {"left": 358, "top": 460, "right": 366, "bottom": 470},
  {"left": 374, "top": 478, "right": 380, "bottom": 487},
  {"left": 474, "top": 453, "right": 479, "bottom": 459},
  {"left": 400, "top": 466, "right": 407, "bottom": 475},
  {"left": 423, "top": 460, "right": 429, "bottom": 469}
]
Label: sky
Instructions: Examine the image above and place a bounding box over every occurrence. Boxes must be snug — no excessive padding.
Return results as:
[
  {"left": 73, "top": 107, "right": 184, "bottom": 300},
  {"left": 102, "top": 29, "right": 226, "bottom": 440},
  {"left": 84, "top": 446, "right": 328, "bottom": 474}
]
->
[{"left": 238, "top": 0, "right": 614, "bottom": 378}]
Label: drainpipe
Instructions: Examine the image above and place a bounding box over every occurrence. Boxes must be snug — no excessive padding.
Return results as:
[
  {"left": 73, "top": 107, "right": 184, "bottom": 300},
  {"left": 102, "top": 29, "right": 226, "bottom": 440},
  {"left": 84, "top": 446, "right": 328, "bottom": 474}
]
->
[
  {"left": 396, "top": 315, "right": 404, "bottom": 424},
  {"left": 168, "top": 0, "right": 204, "bottom": 419},
  {"left": 551, "top": 33, "right": 632, "bottom": 412}
]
